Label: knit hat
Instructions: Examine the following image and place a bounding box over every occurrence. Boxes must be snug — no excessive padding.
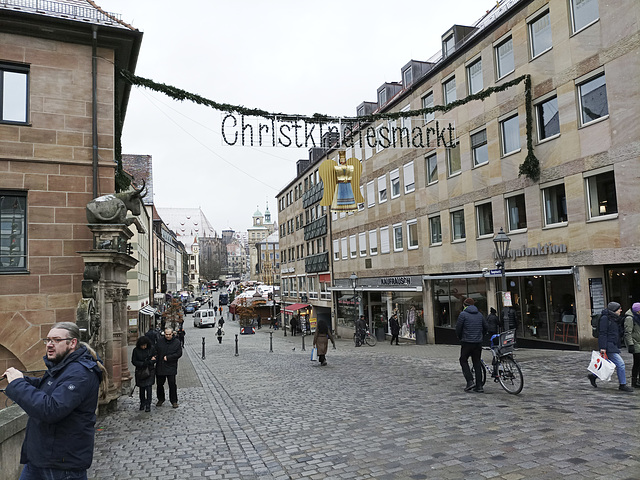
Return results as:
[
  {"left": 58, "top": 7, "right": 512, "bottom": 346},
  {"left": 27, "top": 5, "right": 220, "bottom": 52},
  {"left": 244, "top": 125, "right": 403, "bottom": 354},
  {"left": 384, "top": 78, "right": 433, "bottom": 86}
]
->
[
  {"left": 607, "top": 301, "right": 621, "bottom": 312},
  {"left": 632, "top": 302, "right": 640, "bottom": 313},
  {"left": 463, "top": 298, "right": 475, "bottom": 306}
]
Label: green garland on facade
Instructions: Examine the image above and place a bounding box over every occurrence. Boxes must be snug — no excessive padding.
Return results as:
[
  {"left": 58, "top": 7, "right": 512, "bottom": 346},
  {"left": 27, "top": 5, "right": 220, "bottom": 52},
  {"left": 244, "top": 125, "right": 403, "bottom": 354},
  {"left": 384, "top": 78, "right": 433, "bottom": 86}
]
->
[{"left": 118, "top": 70, "right": 539, "bottom": 181}]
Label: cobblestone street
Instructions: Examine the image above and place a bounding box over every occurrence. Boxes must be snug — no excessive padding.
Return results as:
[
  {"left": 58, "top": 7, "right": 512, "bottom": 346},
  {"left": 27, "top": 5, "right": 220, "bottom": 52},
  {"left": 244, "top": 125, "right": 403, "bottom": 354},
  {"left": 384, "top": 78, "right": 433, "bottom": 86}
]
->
[{"left": 89, "top": 318, "right": 639, "bottom": 479}]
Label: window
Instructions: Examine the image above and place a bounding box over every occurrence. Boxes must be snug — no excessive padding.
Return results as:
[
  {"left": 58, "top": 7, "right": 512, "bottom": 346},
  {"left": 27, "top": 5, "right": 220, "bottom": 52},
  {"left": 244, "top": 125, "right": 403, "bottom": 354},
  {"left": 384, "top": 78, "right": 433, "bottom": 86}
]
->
[
  {"left": 358, "top": 185, "right": 365, "bottom": 211},
  {"left": 578, "top": 73, "right": 608, "bottom": 125},
  {"left": 400, "top": 105, "right": 411, "bottom": 139},
  {"left": 447, "top": 142, "right": 461, "bottom": 176},
  {"left": 390, "top": 169, "right": 400, "bottom": 198},
  {"left": 451, "top": 210, "right": 466, "bottom": 241},
  {"left": 506, "top": 194, "right": 527, "bottom": 232},
  {"left": 349, "top": 235, "right": 357, "bottom": 258},
  {"left": 586, "top": 170, "right": 617, "bottom": 219},
  {"left": 0, "top": 191, "right": 27, "bottom": 271},
  {"left": 407, "top": 220, "right": 418, "bottom": 249},
  {"left": 378, "top": 175, "right": 387, "bottom": 203},
  {"left": 426, "top": 153, "right": 438, "bottom": 184},
  {"left": 333, "top": 239, "right": 339, "bottom": 261},
  {"left": 529, "top": 11, "right": 552, "bottom": 58},
  {"left": 403, "top": 66, "right": 413, "bottom": 87},
  {"left": 393, "top": 224, "right": 403, "bottom": 251},
  {"left": 422, "top": 92, "right": 434, "bottom": 124},
  {"left": 308, "top": 276, "right": 317, "bottom": 299},
  {"left": 1, "top": 63, "right": 29, "bottom": 123},
  {"left": 369, "top": 230, "right": 378, "bottom": 255},
  {"left": 403, "top": 162, "right": 415, "bottom": 193},
  {"left": 341, "top": 237, "right": 348, "bottom": 259},
  {"left": 443, "top": 34, "right": 455, "bottom": 57},
  {"left": 476, "top": 203, "right": 493, "bottom": 237},
  {"left": 571, "top": 0, "right": 599, "bottom": 33},
  {"left": 467, "top": 59, "right": 483, "bottom": 95},
  {"left": 378, "top": 89, "right": 387, "bottom": 106},
  {"left": 359, "top": 232, "right": 367, "bottom": 256},
  {"left": 495, "top": 37, "right": 514, "bottom": 79},
  {"left": 443, "top": 77, "right": 456, "bottom": 105},
  {"left": 500, "top": 115, "right": 520, "bottom": 155},
  {"left": 471, "top": 129, "right": 488, "bottom": 166},
  {"left": 380, "top": 227, "right": 390, "bottom": 254},
  {"left": 536, "top": 96, "right": 560, "bottom": 140},
  {"left": 367, "top": 181, "right": 375, "bottom": 208},
  {"left": 542, "top": 184, "right": 568, "bottom": 226},
  {"left": 429, "top": 216, "right": 442, "bottom": 245}
]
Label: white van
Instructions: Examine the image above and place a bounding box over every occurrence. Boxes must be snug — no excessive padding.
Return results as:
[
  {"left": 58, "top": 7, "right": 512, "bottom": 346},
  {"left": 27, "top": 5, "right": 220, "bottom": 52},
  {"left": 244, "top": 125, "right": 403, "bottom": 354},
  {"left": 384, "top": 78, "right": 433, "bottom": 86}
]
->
[{"left": 193, "top": 309, "right": 217, "bottom": 328}]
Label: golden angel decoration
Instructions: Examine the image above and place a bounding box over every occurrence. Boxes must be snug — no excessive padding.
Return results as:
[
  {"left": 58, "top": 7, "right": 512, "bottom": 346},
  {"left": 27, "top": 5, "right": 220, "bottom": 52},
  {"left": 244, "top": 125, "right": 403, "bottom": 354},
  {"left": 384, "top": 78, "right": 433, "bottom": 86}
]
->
[{"left": 319, "top": 151, "right": 364, "bottom": 212}]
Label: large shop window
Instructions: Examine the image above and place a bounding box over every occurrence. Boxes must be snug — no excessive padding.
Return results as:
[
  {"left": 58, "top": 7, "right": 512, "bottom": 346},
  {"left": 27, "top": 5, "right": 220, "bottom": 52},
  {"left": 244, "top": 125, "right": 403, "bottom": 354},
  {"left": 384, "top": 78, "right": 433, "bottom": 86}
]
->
[
  {"left": 433, "top": 277, "right": 488, "bottom": 328},
  {"left": 1, "top": 63, "right": 29, "bottom": 124},
  {"left": 606, "top": 266, "right": 640, "bottom": 314},
  {"left": 586, "top": 170, "right": 617, "bottom": 219},
  {"left": 0, "top": 191, "right": 27, "bottom": 272}
]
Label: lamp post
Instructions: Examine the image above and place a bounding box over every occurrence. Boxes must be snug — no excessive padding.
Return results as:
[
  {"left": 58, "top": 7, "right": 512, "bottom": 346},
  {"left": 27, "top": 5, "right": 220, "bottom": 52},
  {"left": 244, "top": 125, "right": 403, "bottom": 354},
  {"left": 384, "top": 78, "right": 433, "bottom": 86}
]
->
[
  {"left": 349, "top": 272, "right": 358, "bottom": 343},
  {"left": 493, "top": 227, "right": 511, "bottom": 332}
]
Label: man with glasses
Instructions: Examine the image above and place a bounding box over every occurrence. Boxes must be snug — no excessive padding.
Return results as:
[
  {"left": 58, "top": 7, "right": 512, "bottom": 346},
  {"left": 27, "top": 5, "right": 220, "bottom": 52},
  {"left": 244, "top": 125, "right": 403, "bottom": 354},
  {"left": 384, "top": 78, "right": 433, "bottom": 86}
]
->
[
  {"left": 155, "top": 327, "right": 183, "bottom": 408},
  {"left": 2, "top": 322, "right": 106, "bottom": 480}
]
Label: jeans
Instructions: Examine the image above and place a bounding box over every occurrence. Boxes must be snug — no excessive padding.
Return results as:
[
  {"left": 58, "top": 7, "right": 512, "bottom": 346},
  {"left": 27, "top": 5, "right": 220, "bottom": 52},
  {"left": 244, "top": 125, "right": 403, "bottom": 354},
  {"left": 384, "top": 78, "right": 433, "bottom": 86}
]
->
[
  {"left": 608, "top": 352, "right": 627, "bottom": 384},
  {"left": 459, "top": 342, "right": 483, "bottom": 388},
  {"left": 139, "top": 385, "right": 152, "bottom": 406},
  {"left": 20, "top": 463, "right": 87, "bottom": 480},
  {"left": 156, "top": 374, "right": 178, "bottom": 404}
]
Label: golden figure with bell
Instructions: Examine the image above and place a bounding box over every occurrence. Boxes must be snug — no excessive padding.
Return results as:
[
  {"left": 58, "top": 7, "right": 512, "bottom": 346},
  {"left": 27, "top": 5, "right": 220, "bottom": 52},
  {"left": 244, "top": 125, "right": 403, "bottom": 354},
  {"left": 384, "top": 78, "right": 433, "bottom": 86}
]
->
[{"left": 318, "top": 151, "right": 364, "bottom": 212}]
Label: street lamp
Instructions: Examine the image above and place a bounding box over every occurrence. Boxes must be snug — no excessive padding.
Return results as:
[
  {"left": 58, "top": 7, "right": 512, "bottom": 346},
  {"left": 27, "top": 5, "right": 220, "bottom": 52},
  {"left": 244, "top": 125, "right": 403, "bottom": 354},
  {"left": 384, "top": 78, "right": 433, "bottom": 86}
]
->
[
  {"left": 493, "top": 227, "right": 511, "bottom": 332},
  {"left": 349, "top": 272, "right": 358, "bottom": 342}
]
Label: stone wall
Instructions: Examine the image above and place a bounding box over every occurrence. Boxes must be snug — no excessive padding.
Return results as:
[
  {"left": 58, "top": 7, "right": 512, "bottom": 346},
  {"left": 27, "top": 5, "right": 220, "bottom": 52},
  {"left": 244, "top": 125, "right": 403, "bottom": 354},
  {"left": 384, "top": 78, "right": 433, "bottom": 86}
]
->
[{"left": 0, "top": 405, "right": 27, "bottom": 480}]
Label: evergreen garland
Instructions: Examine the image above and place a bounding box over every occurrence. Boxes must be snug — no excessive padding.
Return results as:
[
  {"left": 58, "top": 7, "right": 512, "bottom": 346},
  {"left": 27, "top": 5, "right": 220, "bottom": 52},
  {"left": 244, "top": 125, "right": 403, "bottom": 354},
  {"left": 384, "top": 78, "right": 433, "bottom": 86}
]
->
[{"left": 118, "top": 70, "right": 539, "bottom": 181}]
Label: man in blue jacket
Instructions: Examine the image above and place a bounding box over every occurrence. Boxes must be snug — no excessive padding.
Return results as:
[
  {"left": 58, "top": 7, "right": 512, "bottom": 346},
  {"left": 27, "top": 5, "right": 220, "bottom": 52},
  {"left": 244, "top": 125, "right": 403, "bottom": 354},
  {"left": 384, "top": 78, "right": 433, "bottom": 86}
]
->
[
  {"left": 2, "top": 322, "right": 106, "bottom": 480},
  {"left": 455, "top": 298, "right": 488, "bottom": 393}
]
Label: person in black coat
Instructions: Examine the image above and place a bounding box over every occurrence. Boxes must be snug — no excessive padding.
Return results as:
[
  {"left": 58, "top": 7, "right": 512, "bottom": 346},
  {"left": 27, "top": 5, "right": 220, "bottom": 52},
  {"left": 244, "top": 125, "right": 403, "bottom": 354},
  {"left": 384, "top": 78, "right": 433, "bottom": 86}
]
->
[
  {"left": 131, "top": 336, "right": 156, "bottom": 412},
  {"left": 485, "top": 307, "right": 499, "bottom": 345},
  {"left": 155, "top": 327, "right": 183, "bottom": 408},
  {"left": 389, "top": 314, "right": 400, "bottom": 345},
  {"left": 455, "top": 298, "right": 488, "bottom": 393}
]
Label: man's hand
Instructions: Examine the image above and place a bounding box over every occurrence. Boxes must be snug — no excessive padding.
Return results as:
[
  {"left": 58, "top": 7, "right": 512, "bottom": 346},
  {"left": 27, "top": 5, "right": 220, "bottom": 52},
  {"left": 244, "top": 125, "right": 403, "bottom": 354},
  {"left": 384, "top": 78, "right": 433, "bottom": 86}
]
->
[
  {"left": 2, "top": 367, "right": 24, "bottom": 383},
  {"left": 164, "top": 356, "right": 167, "bottom": 361}
]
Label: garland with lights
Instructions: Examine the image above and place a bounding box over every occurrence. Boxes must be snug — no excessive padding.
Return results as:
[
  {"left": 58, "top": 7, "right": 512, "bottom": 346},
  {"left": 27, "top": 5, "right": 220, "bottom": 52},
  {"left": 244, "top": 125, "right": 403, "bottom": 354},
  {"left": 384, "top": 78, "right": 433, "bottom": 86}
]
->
[{"left": 117, "top": 70, "right": 539, "bottom": 184}]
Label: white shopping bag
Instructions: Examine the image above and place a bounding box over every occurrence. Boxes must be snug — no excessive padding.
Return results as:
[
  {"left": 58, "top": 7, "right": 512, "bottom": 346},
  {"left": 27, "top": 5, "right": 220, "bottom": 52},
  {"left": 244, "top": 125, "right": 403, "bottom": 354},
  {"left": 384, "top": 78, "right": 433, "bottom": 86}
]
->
[
  {"left": 587, "top": 350, "right": 615, "bottom": 381},
  {"left": 310, "top": 347, "right": 318, "bottom": 361}
]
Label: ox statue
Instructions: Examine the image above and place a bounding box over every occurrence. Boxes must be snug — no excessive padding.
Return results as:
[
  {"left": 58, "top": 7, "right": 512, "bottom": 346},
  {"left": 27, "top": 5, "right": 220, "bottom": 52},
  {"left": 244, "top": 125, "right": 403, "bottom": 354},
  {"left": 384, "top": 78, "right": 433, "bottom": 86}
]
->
[{"left": 86, "top": 181, "right": 146, "bottom": 225}]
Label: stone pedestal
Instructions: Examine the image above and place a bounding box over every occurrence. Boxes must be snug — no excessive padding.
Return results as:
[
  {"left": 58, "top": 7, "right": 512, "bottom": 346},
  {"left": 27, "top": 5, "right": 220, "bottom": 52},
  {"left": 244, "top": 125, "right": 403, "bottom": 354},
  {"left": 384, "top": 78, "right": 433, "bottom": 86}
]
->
[{"left": 77, "top": 224, "right": 138, "bottom": 410}]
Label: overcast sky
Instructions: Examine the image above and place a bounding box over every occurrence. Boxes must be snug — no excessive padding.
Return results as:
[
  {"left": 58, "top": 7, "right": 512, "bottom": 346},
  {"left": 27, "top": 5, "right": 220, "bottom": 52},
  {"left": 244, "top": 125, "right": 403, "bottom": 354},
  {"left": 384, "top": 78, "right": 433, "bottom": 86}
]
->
[{"left": 101, "top": 0, "right": 492, "bottom": 233}]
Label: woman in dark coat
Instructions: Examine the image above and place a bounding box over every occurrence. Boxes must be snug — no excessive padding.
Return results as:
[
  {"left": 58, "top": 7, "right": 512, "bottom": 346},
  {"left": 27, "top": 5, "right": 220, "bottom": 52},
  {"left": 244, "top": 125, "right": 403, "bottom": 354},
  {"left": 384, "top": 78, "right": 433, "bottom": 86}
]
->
[
  {"left": 389, "top": 314, "right": 400, "bottom": 345},
  {"left": 131, "top": 336, "right": 156, "bottom": 412},
  {"left": 313, "top": 319, "right": 336, "bottom": 366}
]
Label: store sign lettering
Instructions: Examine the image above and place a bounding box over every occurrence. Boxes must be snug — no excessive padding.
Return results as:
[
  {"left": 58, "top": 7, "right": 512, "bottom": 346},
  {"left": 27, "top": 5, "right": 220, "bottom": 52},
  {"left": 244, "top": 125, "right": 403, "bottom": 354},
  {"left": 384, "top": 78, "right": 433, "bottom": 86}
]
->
[
  {"left": 380, "top": 276, "right": 412, "bottom": 286},
  {"left": 494, "top": 242, "right": 567, "bottom": 261}
]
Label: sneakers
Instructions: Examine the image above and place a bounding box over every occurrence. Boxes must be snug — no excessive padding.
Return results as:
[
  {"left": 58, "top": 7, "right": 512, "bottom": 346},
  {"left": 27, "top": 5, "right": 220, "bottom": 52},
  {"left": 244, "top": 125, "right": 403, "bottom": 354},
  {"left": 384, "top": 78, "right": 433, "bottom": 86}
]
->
[
  {"left": 473, "top": 386, "right": 484, "bottom": 393},
  {"left": 144, "top": 404, "right": 150, "bottom": 412},
  {"left": 321, "top": 361, "right": 327, "bottom": 366},
  {"left": 619, "top": 384, "right": 634, "bottom": 393},
  {"left": 464, "top": 381, "right": 475, "bottom": 392},
  {"left": 156, "top": 400, "right": 164, "bottom": 407},
  {"left": 587, "top": 373, "right": 598, "bottom": 388},
  {"left": 171, "top": 402, "right": 179, "bottom": 408},
  {"left": 139, "top": 403, "right": 145, "bottom": 411}
]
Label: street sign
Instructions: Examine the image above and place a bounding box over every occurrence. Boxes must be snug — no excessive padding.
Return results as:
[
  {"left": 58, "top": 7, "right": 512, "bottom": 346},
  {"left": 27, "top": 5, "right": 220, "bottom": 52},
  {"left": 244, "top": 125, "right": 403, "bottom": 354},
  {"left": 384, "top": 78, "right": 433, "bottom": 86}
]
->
[{"left": 489, "top": 269, "right": 502, "bottom": 276}]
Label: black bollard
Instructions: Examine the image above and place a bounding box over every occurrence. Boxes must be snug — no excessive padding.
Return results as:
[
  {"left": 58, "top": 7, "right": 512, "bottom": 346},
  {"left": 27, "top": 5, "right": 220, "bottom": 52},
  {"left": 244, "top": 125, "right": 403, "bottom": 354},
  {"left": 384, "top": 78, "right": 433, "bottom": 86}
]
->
[
  {"left": 235, "top": 334, "right": 239, "bottom": 357},
  {"left": 269, "top": 331, "right": 273, "bottom": 353},
  {"left": 283, "top": 322, "right": 286, "bottom": 337},
  {"left": 301, "top": 332, "right": 305, "bottom": 352},
  {"left": 202, "top": 337, "right": 206, "bottom": 360}
]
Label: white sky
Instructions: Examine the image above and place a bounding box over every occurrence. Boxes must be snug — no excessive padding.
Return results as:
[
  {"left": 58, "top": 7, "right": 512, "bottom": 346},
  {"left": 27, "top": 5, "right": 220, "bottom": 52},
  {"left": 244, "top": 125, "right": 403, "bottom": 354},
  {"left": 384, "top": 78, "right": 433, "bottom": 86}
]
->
[{"left": 100, "top": 0, "right": 492, "bottom": 232}]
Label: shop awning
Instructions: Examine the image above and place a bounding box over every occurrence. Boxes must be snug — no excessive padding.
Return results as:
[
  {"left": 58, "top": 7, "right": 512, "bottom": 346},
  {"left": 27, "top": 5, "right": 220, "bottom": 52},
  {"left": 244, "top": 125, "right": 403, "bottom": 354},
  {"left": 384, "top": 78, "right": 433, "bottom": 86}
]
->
[
  {"left": 284, "top": 303, "right": 310, "bottom": 314},
  {"left": 328, "top": 286, "right": 422, "bottom": 292},
  {"left": 139, "top": 305, "right": 156, "bottom": 316}
]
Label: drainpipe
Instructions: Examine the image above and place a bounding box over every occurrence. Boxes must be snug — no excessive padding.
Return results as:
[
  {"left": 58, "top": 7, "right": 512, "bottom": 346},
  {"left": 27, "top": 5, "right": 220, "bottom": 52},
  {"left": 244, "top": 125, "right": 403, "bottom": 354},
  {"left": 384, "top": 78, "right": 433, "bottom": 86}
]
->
[{"left": 91, "top": 25, "right": 99, "bottom": 198}]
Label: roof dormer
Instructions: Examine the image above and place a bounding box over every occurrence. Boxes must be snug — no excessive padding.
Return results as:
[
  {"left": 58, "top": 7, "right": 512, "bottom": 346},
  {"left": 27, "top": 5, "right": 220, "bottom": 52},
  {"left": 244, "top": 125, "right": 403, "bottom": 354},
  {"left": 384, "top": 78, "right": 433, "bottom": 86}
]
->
[
  {"left": 441, "top": 25, "right": 477, "bottom": 58},
  {"left": 401, "top": 60, "right": 435, "bottom": 88}
]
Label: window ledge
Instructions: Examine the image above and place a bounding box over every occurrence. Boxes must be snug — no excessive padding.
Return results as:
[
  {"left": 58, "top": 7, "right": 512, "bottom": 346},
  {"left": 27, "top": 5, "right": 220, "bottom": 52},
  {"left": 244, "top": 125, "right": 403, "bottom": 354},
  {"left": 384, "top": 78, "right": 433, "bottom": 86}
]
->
[
  {"left": 530, "top": 46, "right": 552, "bottom": 62},
  {"left": 393, "top": 249, "right": 404, "bottom": 253},
  {"left": 537, "top": 133, "right": 560, "bottom": 145},
  {"left": 448, "top": 171, "right": 462, "bottom": 179},
  {"left": 579, "top": 115, "right": 609, "bottom": 129},
  {"left": 427, "top": 180, "right": 439, "bottom": 186},
  {"left": 430, "top": 242, "right": 443, "bottom": 247},
  {"left": 571, "top": 18, "right": 599, "bottom": 37},
  {"left": 477, "top": 234, "right": 494, "bottom": 240},
  {"left": 369, "top": 252, "right": 378, "bottom": 256},
  {"left": 408, "top": 245, "right": 419, "bottom": 250},
  {"left": 542, "top": 222, "right": 568, "bottom": 230},
  {"left": 496, "top": 70, "right": 515, "bottom": 83},
  {"left": 501, "top": 148, "right": 522, "bottom": 159},
  {"left": 587, "top": 213, "right": 618, "bottom": 223},
  {"left": 452, "top": 239, "right": 467, "bottom": 244},
  {"left": 390, "top": 194, "right": 400, "bottom": 200},
  {"left": 405, "top": 188, "right": 415, "bottom": 194},
  {"left": 507, "top": 228, "right": 528, "bottom": 235},
  {"left": 473, "top": 161, "right": 489, "bottom": 169}
]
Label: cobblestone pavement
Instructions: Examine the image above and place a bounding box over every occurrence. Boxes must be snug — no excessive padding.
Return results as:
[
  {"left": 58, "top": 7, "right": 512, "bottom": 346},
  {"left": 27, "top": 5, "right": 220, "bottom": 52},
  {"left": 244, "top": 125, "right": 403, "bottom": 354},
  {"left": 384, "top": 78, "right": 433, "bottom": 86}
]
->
[{"left": 89, "top": 315, "right": 639, "bottom": 479}]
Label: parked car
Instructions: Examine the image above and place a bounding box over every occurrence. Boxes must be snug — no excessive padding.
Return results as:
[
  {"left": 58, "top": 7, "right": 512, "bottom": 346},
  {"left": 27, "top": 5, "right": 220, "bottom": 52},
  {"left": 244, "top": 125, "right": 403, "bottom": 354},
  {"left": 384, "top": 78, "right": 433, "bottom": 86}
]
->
[
  {"left": 184, "top": 302, "right": 198, "bottom": 314},
  {"left": 193, "top": 309, "right": 217, "bottom": 328}
]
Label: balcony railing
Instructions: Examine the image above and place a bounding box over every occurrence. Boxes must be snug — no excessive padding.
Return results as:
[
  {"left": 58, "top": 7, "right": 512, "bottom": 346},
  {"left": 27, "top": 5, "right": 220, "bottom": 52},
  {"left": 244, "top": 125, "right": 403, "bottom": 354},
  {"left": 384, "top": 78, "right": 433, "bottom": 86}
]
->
[{"left": 1, "top": 0, "right": 123, "bottom": 25}]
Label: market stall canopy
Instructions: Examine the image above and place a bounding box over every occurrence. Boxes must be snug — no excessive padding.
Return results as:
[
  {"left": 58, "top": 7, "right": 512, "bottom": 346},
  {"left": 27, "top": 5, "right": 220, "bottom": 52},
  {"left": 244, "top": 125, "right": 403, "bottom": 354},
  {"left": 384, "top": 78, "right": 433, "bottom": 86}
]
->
[
  {"left": 140, "top": 305, "right": 156, "bottom": 316},
  {"left": 284, "top": 303, "right": 310, "bottom": 314}
]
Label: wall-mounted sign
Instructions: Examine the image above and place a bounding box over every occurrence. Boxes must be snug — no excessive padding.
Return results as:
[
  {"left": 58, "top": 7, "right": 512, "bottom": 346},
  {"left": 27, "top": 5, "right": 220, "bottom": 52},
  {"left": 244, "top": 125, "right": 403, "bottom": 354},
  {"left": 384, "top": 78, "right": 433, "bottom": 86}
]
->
[
  {"left": 494, "top": 242, "right": 568, "bottom": 261},
  {"left": 380, "top": 276, "right": 413, "bottom": 286},
  {"left": 589, "top": 278, "right": 605, "bottom": 315}
]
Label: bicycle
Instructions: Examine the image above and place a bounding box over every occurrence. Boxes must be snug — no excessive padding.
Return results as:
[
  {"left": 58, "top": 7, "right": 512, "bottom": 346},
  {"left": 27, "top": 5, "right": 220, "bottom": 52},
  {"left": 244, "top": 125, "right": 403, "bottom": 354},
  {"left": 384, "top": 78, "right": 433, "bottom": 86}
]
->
[
  {"left": 476, "top": 329, "right": 524, "bottom": 395},
  {"left": 353, "top": 329, "right": 377, "bottom": 347}
]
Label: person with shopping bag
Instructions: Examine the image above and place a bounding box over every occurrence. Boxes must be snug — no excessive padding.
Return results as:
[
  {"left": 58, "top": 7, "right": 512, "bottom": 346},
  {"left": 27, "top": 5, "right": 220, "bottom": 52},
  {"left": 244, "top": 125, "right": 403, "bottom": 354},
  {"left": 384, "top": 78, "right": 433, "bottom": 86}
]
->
[
  {"left": 588, "top": 302, "right": 634, "bottom": 392},
  {"left": 312, "top": 319, "right": 336, "bottom": 366}
]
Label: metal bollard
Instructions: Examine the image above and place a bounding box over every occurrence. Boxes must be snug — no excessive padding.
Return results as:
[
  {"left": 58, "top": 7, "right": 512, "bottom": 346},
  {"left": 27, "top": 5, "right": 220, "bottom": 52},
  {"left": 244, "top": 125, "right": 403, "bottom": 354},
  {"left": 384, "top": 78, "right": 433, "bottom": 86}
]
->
[
  {"left": 235, "top": 334, "right": 239, "bottom": 357},
  {"left": 202, "top": 337, "right": 206, "bottom": 359},
  {"left": 283, "top": 323, "right": 286, "bottom": 336},
  {"left": 269, "top": 331, "right": 273, "bottom": 353},
  {"left": 301, "top": 333, "right": 305, "bottom": 351}
]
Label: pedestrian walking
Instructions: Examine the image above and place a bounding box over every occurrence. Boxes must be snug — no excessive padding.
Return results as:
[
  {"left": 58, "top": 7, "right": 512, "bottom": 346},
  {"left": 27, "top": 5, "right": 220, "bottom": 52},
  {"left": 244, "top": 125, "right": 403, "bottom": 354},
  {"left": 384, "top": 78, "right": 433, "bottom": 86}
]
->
[
  {"left": 219, "top": 306, "right": 223, "bottom": 316},
  {"left": 313, "top": 319, "right": 336, "bottom": 366},
  {"left": 145, "top": 325, "right": 158, "bottom": 346},
  {"left": 131, "top": 336, "right": 156, "bottom": 412},
  {"left": 176, "top": 327, "right": 185, "bottom": 347},
  {"left": 2, "top": 322, "right": 107, "bottom": 479},
  {"left": 155, "top": 327, "right": 183, "bottom": 408},
  {"left": 216, "top": 325, "right": 224, "bottom": 344},
  {"left": 624, "top": 302, "right": 640, "bottom": 387},
  {"left": 485, "top": 307, "right": 499, "bottom": 345},
  {"left": 588, "top": 302, "right": 634, "bottom": 392},
  {"left": 290, "top": 316, "right": 297, "bottom": 336},
  {"left": 455, "top": 298, "right": 488, "bottom": 393},
  {"left": 257, "top": 315, "right": 262, "bottom": 329},
  {"left": 390, "top": 314, "right": 400, "bottom": 345}
]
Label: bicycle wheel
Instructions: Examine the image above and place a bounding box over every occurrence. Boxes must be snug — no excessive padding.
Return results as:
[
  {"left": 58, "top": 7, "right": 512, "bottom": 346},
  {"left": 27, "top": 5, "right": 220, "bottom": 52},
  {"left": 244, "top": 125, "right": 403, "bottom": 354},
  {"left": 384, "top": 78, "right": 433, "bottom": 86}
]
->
[
  {"left": 479, "top": 359, "right": 487, "bottom": 386},
  {"left": 497, "top": 356, "right": 523, "bottom": 394},
  {"left": 365, "top": 334, "right": 377, "bottom": 346}
]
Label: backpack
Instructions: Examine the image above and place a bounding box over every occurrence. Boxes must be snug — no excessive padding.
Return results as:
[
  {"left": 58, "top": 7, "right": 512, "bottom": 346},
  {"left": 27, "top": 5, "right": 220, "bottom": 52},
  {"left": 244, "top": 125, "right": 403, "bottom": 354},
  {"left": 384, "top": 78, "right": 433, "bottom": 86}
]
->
[{"left": 591, "top": 313, "right": 601, "bottom": 338}]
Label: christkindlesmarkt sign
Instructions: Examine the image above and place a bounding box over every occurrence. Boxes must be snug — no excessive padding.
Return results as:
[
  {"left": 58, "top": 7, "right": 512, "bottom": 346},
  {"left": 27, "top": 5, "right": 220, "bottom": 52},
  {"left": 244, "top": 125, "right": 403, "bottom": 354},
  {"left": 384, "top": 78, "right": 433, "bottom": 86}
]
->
[{"left": 221, "top": 114, "right": 456, "bottom": 150}]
